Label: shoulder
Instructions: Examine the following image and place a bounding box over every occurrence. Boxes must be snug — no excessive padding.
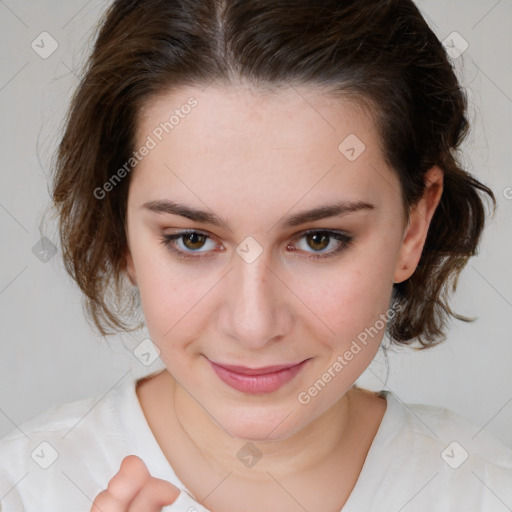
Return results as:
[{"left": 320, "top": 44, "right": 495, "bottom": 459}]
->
[
  {"left": 365, "top": 391, "right": 512, "bottom": 510},
  {"left": 0, "top": 376, "right": 131, "bottom": 452},
  {"left": 393, "top": 395, "right": 512, "bottom": 466},
  {"left": 0, "top": 389, "right": 105, "bottom": 466},
  {"left": 0, "top": 376, "right": 138, "bottom": 511}
]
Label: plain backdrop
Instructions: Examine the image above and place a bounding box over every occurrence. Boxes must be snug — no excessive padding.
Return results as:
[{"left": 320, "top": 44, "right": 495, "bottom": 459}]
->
[{"left": 0, "top": 0, "right": 511, "bottom": 449}]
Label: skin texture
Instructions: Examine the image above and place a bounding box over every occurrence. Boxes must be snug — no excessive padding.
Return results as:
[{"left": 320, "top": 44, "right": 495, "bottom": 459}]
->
[{"left": 91, "top": 84, "right": 443, "bottom": 512}]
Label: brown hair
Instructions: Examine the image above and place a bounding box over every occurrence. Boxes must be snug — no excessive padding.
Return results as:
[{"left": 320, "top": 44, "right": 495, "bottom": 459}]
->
[{"left": 50, "top": 0, "right": 495, "bottom": 347}]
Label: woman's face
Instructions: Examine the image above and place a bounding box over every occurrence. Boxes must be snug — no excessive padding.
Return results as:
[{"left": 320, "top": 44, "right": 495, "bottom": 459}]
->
[{"left": 125, "top": 84, "right": 435, "bottom": 440}]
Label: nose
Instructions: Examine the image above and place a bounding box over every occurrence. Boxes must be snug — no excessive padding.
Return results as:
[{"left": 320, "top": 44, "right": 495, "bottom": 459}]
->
[{"left": 216, "top": 249, "right": 293, "bottom": 350}]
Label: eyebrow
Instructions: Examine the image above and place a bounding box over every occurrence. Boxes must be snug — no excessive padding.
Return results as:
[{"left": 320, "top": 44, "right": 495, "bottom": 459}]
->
[{"left": 142, "top": 199, "right": 375, "bottom": 230}]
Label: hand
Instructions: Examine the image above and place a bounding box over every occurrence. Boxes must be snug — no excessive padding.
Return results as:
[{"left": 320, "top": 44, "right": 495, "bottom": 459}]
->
[{"left": 90, "top": 455, "right": 180, "bottom": 512}]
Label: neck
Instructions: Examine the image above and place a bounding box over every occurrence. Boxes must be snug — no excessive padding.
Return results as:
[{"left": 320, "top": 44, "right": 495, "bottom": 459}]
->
[{"left": 170, "top": 372, "right": 356, "bottom": 482}]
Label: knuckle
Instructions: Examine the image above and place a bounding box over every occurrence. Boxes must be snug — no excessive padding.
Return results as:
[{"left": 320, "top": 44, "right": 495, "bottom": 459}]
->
[{"left": 90, "top": 490, "right": 114, "bottom": 511}]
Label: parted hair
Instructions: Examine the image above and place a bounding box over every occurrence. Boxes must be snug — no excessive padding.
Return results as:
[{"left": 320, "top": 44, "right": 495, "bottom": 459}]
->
[{"left": 50, "top": 0, "right": 495, "bottom": 347}]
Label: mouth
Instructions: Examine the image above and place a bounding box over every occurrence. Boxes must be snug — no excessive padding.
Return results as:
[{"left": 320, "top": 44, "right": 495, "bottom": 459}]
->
[{"left": 208, "top": 358, "right": 311, "bottom": 394}]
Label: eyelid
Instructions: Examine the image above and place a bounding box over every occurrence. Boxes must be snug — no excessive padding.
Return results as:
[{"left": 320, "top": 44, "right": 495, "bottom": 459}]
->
[
  {"left": 160, "top": 228, "right": 228, "bottom": 258},
  {"left": 289, "top": 229, "right": 353, "bottom": 260},
  {"left": 289, "top": 228, "right": 351, "bottom": 241}
]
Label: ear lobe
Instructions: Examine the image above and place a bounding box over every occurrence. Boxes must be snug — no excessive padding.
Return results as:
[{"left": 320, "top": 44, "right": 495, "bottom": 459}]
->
[{"left": 393, "top": 166, "right": 444, "bottom": 284}]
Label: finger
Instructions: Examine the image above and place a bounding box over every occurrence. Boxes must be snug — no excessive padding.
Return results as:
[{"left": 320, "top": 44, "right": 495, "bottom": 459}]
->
[
  {"left": 127, "top": 476, "right": 181, "bottom": 512},
  {"left": 106, "top": 455, "right": 152, "bottom": 504},
  {"left": 90, "top": 455, "right": 151, "bottom": 512}
]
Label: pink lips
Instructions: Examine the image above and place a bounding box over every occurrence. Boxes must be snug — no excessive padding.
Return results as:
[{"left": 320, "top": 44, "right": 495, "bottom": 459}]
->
[{"left": 209, "top": 359, "right": 309, "bottom": 394}]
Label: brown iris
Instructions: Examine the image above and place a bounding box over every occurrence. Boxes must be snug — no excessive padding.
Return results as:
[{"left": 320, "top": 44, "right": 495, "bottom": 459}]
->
[
  {"left": 305, "top": 232, "right": 330, "bottom": 252},
  {"left": 182, "top": 232, "right": 208, "bottom": 250}
]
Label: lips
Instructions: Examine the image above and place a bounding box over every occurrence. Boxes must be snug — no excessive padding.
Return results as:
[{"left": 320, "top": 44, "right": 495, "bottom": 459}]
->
[
  {"left": 208, "top": 358, "right": 310, "bottom": 394},
  {"left": 211, "top": 362, "right": 305, "bottom": 375}
]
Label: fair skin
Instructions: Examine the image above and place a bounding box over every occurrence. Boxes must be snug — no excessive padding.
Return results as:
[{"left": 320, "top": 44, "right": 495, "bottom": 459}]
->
[{"left": 91, "top": 84, "right": 443, "bottom": 512}]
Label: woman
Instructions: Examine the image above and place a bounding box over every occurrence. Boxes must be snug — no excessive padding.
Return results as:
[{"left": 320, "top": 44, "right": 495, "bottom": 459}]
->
[{"left": 1, "top": 1, "right": 510, "bottom": 511}]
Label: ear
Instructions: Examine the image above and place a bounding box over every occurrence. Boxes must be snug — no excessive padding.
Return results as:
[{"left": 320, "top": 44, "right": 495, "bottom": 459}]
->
[
  {"left": 393, "top": 166, "right": 444, "bottom": 284},
  {"left": 125, "top": 248, "right": 138, "bottom": 286}
]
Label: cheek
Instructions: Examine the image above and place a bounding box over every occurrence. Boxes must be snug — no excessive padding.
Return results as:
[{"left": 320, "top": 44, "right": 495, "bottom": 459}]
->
[
  {"left": 137, "top": 268, "right": 212, "bottom": 345},
  {"left": 289, "top": 264, "right": 394, "bottom": 404},
  {"left": 291, "top": 249, "right": 396, "bottom": 340},
  {"left": 127, "top": 235, "right": 212, "bottom": 342}
]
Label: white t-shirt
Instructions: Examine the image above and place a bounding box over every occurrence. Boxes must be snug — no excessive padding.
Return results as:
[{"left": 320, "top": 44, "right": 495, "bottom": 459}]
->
[{"left": 1, "top": 373, "right": 511, "bottom": 512}]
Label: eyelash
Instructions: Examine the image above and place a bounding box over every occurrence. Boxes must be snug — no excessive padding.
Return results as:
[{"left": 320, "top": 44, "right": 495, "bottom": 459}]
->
[{"left": 160, "top": 229, "right": 353, "bottom": 261}]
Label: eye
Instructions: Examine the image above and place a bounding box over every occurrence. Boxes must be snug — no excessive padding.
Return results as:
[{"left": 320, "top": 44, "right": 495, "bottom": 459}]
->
[
  {"left": 161, "top": 230, "right": 219, "bottom": 260},
  {"left": 288, "top": 230, "right": 353, "bottom": 259}
]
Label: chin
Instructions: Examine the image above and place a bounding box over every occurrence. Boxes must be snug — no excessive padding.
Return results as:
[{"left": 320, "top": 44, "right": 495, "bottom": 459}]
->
[{"left": 215, "top": 404, "right": 303, "bottom": 442}]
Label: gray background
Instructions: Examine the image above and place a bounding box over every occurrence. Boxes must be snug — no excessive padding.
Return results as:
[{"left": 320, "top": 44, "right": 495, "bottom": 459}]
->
[{"left": 0, "top": 0, "right": 511, "bottom": 448}]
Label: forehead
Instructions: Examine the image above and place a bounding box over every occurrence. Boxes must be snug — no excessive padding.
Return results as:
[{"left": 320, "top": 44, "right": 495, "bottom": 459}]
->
[
  {"left": 136, "top": 83, "right": 376, "bottom": 151},
  {"left": 130, "top": 84, "right": 399, "bottom": 215}
]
